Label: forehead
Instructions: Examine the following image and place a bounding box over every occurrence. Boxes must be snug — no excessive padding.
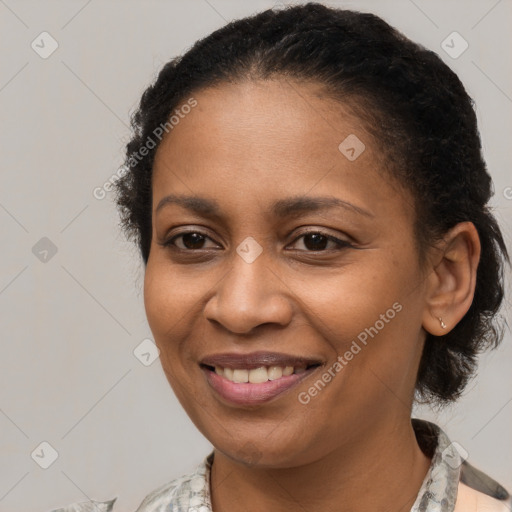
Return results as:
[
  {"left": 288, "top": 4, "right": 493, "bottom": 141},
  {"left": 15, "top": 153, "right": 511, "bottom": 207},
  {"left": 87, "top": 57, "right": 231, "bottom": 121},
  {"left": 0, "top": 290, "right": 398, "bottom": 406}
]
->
[
  {"left": 151, "top": 79, "right": 412, "bottom": 219},
  {"left": 155, "top": 79, "right": 365, "bottom": 166}
]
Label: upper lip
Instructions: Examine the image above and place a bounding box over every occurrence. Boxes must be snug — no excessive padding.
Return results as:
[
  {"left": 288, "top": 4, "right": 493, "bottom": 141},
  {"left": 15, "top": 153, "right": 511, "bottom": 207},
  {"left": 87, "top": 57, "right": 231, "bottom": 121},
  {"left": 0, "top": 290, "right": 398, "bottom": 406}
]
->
[{"left": 200, "top": 351, "right": 324, "bottom": 370}]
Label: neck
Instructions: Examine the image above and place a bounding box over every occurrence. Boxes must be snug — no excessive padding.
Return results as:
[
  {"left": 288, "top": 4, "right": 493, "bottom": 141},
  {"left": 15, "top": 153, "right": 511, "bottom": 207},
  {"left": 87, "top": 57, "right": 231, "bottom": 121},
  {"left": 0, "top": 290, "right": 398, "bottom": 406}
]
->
[{"left": 210, "top": 417, "right": 431, "bottom": 512}]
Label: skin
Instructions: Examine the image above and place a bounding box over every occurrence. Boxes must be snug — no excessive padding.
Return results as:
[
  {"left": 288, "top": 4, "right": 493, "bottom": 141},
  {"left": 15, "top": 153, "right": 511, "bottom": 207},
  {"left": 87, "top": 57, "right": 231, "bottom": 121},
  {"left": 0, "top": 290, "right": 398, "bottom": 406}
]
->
[{"left": 144, "top": 79, "right": 480, "bottom": 512}]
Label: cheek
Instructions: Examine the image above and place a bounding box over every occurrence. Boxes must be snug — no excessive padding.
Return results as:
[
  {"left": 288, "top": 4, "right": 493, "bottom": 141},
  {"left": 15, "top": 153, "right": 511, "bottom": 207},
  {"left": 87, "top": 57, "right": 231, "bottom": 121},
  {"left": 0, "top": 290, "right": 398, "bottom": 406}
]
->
[
  {"left": 143, "top": 259, "right": 195, "bottom": 366},
  {"left": 294, "top": 251, "right": 422, "bottom": 391},
  {"left": 295, "top": 261, "right": 402, "bottom": 343},
  {"left": 144, "top": 256, "right": 200, "bottom": 334},
  {"left": 143, "top": 260, "right": 212, "bottom": 408}
]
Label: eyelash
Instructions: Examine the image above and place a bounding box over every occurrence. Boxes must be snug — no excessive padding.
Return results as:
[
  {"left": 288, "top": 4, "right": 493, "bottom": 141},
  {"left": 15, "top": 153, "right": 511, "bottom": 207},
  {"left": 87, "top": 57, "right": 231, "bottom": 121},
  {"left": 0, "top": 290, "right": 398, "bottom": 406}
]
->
[{"left": 159, "top": 229, "right": 353, "bottom": 253}]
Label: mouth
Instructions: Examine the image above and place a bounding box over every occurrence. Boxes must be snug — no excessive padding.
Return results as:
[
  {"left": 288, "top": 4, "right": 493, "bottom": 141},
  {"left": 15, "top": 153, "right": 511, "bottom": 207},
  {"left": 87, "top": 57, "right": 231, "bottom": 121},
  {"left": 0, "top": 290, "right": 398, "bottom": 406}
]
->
[{"left": 200, "top": 351, "right": 323, "bottom": 406}]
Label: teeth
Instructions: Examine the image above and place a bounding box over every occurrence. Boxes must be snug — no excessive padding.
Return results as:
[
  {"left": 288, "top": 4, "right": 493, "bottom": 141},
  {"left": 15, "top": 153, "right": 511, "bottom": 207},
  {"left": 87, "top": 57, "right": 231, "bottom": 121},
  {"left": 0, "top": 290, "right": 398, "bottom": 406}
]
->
[
  {"left": 267, "top": 366, "right": 283, "bottom": 380},
  {"left": 283, "top": 366, "right": 294, "bottom": 376},
  {"left": 233, "top": 369, "right": 249, "bottom": 383},
  {"left": 249, "top": 367, "right": 269, "bottom": 383},
  {"left": 213, "top": 364, "right": 310, "bottom": 383}
]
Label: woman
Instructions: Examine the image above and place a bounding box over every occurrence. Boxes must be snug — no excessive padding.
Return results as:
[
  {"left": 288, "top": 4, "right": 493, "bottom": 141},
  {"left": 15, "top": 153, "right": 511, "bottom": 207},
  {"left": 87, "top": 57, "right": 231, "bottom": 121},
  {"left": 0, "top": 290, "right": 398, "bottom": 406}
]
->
[{"left": 54, "top": 3, "right": 511, "bottom": 511}]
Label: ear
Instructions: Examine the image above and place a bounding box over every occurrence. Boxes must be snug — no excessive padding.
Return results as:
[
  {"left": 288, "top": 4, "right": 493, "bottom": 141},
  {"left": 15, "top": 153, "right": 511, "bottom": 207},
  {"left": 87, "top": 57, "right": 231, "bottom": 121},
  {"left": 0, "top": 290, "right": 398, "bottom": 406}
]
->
[{"left": 422, "top": 222, "right": 481, "bottom": 336}]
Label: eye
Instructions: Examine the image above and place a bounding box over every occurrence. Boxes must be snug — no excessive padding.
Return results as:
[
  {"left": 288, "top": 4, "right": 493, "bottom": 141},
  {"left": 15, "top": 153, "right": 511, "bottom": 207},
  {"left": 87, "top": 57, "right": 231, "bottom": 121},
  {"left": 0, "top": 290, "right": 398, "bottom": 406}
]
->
[
  {"left": 288, "top": 230, "right": 352, "bottom": 251},
  {"left": 160, "top": 230, "right": 220, "bottom": 251},
  {"left": 159, "top": 229, "right": 352, "bottom": 253}
]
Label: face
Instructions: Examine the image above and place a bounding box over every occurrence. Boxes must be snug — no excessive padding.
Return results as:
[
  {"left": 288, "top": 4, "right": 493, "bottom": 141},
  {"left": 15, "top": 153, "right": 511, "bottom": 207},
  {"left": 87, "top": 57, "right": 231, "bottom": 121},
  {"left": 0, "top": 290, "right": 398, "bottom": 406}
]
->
[{"left": 144, "top": 79, "right": 431, "bottom": 468}]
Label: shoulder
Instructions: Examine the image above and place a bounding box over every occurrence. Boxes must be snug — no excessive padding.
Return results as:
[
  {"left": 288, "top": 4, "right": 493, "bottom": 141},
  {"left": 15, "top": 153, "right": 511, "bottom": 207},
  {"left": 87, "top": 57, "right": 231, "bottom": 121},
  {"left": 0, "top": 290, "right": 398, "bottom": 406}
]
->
[
  {"left": 411, "top": 419, "right": 511, "bottom": 512},
  {"left": 455, "top": 482, "right": 511, "bottom": 512},
  {"left": 134, "top": 453, "right": 213, "bottom": 512},
  {"left": 454, "top": 460, "right": 512, "bottom": 512}
]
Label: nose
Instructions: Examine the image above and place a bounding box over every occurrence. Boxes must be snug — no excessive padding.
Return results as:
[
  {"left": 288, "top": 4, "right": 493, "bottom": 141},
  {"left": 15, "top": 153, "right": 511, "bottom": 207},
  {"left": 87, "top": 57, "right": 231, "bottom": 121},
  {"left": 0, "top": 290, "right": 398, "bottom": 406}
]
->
[{"left": 203, "top": 250, "right": 294, "bottom": 335}]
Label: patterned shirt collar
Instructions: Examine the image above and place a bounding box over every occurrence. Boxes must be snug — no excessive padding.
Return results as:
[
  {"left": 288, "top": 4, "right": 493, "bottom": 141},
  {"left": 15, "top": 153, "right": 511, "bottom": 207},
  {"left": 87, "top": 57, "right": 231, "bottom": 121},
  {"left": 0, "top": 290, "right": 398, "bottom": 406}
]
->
[{"left": 410, "top": 419, "right": 462, "bottom": 511}]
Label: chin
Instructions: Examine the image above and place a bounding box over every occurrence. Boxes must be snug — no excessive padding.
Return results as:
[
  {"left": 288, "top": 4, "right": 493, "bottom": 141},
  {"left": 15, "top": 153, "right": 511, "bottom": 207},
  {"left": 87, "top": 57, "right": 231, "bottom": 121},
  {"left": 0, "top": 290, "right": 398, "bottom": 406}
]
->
[{"left": 207, "top": 427, "right": 320, "bottom": 469}]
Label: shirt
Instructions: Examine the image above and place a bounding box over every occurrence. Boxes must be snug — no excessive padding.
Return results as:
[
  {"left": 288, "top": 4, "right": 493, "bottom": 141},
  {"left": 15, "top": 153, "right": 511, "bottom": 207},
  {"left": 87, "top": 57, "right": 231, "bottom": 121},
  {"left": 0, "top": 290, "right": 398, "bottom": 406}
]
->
[{"left": 50, "top": 419, "right": 511, "bottom": 512}]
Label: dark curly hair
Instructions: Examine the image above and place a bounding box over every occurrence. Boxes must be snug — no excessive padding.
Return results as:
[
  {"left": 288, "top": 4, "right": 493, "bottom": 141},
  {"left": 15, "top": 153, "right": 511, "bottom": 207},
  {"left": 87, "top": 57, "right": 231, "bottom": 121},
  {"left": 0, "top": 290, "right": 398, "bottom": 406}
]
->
[{"left": 114, "top": 2, "right": 509, "bottom": 405}]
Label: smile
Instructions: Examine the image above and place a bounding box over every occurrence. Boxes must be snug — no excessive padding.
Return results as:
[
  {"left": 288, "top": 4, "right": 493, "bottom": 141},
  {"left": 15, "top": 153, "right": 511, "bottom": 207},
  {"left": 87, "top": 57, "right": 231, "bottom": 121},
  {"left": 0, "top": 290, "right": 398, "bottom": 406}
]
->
[{"left": 200, "top": 351, "right": 323, "bottom": 406}]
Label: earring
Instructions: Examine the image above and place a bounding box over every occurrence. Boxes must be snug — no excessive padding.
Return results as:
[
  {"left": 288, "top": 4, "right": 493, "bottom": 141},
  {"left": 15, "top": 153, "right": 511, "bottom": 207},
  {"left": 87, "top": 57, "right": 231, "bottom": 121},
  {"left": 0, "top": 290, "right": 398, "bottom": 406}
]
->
[{"left": 438, "top": 317, "right": 447, "bottom": 329}]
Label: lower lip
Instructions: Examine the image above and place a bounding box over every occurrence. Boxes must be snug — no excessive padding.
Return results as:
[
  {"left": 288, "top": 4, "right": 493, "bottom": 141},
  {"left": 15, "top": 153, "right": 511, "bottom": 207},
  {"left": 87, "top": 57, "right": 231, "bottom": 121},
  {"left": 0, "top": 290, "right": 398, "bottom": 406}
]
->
[{"left": 202, "top": 367, "right": 317, "bottom": 406}]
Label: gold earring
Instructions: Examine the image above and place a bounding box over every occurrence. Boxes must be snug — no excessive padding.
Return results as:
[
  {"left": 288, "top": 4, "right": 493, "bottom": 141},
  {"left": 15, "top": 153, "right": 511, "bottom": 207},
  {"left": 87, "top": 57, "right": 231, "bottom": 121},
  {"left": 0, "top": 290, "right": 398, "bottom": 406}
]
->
[{"left": 438, "top": 317, "right": 447, "bottom": 329}]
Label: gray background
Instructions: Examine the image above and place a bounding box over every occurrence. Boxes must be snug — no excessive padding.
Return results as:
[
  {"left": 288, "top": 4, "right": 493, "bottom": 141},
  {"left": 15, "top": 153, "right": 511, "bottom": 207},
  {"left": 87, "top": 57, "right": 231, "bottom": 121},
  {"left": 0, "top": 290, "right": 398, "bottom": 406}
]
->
[{"left": 0, "top": 0, "right": 511, "bottom": 510}]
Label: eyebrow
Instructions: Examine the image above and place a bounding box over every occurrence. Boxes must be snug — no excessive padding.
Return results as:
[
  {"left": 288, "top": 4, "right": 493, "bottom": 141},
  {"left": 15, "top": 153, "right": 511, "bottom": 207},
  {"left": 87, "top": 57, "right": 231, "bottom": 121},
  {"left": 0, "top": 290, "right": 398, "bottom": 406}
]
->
[{"left": 155, "top": 194, "right": 374, "bottom": 219}]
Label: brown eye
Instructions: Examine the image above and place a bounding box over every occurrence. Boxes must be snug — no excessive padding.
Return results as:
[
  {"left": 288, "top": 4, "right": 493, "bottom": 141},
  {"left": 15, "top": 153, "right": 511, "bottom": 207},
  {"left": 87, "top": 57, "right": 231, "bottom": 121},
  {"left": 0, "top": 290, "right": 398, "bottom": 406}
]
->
[
  {"left": 302, "top": 233, "right": 329, "bottom": 250},
  {"left": 289, "top": 231, "right": 352, "bottom": 252},
  {"left": 179, "top": 233, "right": 207, "bottom": 249},
  {"left": 161, "top": 231, "right": 219, "bottom": 250}
]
